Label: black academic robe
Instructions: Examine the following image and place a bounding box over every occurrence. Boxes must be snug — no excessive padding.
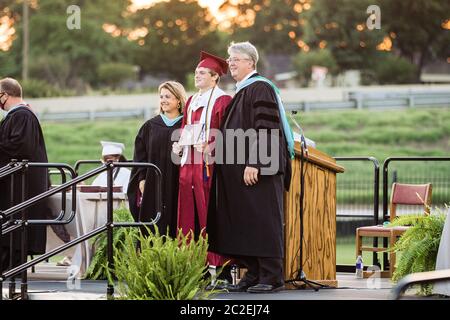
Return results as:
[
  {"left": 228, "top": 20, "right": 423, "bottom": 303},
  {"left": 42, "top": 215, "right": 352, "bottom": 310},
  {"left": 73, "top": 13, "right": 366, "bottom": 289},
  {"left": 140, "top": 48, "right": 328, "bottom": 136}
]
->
[
  {"left": 0, "top": 107, "right": 49, "bottom": 255},
  {"left": 207, "top": 75, "right": 292, "bottom": 259},
  {"left": 127, "top": 115, "right": 181, "bottom": 238}
]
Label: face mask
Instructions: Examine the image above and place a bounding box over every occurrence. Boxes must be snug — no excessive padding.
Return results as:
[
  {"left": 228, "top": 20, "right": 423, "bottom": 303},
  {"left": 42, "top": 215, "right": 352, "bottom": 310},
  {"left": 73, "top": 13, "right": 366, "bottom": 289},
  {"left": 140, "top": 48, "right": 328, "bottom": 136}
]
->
[{"left": 0, "top": 93, "right": 8, "bottom": 110}]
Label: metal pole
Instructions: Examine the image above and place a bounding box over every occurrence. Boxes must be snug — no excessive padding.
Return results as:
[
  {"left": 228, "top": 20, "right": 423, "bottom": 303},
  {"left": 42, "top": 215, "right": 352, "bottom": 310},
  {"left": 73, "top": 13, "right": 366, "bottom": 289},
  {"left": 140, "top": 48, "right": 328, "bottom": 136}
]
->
[
  {"left": 22, "top": 0, "right": 29, "bottom": 81},
  {"left": 20, "top": 162, "right": 28, "bottom": 300},
  {"left": 382, "top": 159, "right": 390, "bottom": 271},
  {"left": 9, "top": 170, "right": 16, "bottom": 299},
  {"left": 372, "top": 159, "right": 380, "bottom": 268},
  {"left": 106, "top": 162, "right": 114, "bottom": 299}
]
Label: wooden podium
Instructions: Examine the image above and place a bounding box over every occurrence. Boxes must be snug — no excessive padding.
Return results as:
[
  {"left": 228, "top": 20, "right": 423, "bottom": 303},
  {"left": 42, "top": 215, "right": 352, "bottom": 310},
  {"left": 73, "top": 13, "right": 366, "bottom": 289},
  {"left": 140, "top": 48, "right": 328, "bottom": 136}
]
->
[{"left": 284, "top": 141, "right": 344, "bottom": 288}]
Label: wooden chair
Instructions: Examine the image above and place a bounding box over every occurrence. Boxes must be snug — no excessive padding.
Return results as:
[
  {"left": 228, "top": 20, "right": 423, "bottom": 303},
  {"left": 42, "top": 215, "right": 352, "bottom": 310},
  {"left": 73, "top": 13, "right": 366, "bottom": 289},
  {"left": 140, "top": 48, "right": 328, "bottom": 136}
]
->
[{"left": 356, "top": 183, "right": 432, "bottom": 278}]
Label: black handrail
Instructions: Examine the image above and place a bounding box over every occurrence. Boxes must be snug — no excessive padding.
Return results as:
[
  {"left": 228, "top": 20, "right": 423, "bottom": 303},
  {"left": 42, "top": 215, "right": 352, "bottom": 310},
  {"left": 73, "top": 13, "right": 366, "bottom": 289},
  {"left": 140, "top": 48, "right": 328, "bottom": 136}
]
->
[
  {"left": 0, "top": 161, "right": 17, "bottom": 175},
  {"left": 334, "top": 156, "right": 380, "bottom": 270},
  {"left": 0, "top": 162, "right": 77, "bottom": 299},
  {"left": 1, "top": 161, "right": 162, "bottom": 300},
  {"left": 1, "top": 163, "right": 77, "bottom": 231},
  {"left": 0, "top": 162, "right": 26, "bottom": 181},
  {"left": 3, "top": 225, "right": 108, "bottom": 280},
  {"left": 74, "top": 160, "right": 102, "bottom": 176}
]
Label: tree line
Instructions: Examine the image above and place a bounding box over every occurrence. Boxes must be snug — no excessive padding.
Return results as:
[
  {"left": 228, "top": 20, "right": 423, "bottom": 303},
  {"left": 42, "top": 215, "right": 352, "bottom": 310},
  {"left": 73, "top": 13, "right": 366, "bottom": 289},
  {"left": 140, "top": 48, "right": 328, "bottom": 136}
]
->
[{"left": 0, "top": 0, "right": 448, "bottom": 97}]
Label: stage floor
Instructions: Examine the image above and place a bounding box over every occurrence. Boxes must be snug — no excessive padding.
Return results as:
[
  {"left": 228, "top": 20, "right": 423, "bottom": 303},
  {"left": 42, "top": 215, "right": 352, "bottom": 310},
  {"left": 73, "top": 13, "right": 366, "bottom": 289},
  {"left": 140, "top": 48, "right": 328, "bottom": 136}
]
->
[{"left": 1, "top": 263, "right": 448, "bottom": 300}]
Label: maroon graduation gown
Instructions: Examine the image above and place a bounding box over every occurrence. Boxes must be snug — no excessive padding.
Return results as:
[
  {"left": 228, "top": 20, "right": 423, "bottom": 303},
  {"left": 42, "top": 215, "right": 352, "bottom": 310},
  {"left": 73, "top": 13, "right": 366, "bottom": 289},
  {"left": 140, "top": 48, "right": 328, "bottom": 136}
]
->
[{"left": 177, "top": 93, "right": 231, "bottom": 266}]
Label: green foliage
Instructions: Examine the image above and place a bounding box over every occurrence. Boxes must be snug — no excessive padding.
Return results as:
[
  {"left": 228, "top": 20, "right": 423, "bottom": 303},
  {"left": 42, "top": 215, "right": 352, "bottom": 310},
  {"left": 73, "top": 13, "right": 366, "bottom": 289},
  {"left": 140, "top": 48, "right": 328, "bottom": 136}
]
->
[
  {"left": 21, "top": 78, "right": 75, "bottom": 98},
  {"left": 292, "top": 49, "right": 338, "bottom": 86},
  {"left": 372, "top": 55, "right": 418, "bottom": 84},
  {"left": 84, "top": 205, "right": 138, "bottom": 280},
  {"left": 97, "top": 63, "right": 138, "bottom": 89},
  {"left": 133, "top": 0, "right": 225, "bottom": 82},
  {"left": 220, "top": 0, "right": 306, "bottom": 54},
  {"left": 302, "top": 0, "right": 383, "bottom": 71},
  {"left": 389, "top": 211, "right": 447, "bottom": 295},
  {"left": 109, "top": 226, "right": 216, "bottom": 300},
  {"left": 5, "top": 0, "right": 136, "bottom": 91},
  {"left": 377, "top": 0, "right": 450, "bottom": 77}
]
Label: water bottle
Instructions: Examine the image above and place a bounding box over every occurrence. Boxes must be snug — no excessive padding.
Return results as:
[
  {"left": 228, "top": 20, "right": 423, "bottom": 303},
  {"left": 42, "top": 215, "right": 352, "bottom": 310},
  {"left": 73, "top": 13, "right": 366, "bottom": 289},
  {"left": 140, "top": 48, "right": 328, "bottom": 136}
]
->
[
  {"left": 355, "top": 255, "right": 363, "bottom": 278},
  {"left": 231, "top": 265, "right": 238, "bottom": 285}
]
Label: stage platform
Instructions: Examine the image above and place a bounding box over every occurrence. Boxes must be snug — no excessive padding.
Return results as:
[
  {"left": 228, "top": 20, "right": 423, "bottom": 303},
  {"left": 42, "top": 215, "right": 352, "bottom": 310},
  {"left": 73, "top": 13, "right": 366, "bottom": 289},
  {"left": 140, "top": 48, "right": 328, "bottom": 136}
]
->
[{"left": 3, "top": 262, "right": 448, "bottom": 300}]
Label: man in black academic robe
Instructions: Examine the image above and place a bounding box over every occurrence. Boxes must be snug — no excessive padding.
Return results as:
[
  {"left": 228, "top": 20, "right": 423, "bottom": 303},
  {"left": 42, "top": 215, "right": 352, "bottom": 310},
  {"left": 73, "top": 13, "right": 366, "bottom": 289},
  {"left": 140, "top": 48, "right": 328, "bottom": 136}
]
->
[
  {"left": 207, "top": 42, "right": 291, "bottom": 293},
  {"left": 0, "top": 78, "right": 49, "bottom": 271}
]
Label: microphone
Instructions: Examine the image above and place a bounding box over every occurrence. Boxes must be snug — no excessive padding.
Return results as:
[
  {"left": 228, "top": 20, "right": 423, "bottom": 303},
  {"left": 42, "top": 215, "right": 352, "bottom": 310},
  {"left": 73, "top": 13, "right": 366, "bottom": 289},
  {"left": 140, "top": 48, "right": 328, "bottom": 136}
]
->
[{"left": 289, "top": 110, "right": 308, "bottom": 158}]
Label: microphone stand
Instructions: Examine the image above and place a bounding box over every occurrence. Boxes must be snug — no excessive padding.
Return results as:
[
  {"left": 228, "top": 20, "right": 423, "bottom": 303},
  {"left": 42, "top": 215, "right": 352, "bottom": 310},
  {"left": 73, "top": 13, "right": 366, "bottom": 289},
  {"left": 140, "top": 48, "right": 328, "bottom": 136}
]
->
[{"left": 286, "top": 111, "right": 328, "bottom": 291}]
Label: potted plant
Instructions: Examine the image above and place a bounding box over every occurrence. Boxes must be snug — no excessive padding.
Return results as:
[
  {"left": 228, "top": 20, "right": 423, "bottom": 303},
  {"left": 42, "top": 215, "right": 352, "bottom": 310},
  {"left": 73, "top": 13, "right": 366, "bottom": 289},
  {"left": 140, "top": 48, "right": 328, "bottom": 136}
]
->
[
  {"left": 390, "top": 210, "right": 447, "bottom": 295},
  {"left": 107, "top": 225, "right": 219, "bottom": 300}
]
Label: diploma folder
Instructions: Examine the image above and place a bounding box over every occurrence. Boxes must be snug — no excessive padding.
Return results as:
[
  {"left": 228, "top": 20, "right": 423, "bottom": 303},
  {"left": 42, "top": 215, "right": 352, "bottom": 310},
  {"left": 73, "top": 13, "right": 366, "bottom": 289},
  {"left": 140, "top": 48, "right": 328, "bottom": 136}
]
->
[{"left": 178, "top": 123, "right": 205, "bottom": 146}]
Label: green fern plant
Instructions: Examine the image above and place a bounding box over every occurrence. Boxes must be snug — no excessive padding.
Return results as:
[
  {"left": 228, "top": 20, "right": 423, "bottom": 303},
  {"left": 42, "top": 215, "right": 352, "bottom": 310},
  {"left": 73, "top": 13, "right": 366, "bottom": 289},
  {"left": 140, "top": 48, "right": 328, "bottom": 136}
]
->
[
  {"left": 107, "top": 226, "right": 218, "bottom": 300},
  {"left": 389, "top": 209, "right": 447, "bottom": 295},
  {"left": 84, "top": 205, "right": 138, "bottom": 280}
]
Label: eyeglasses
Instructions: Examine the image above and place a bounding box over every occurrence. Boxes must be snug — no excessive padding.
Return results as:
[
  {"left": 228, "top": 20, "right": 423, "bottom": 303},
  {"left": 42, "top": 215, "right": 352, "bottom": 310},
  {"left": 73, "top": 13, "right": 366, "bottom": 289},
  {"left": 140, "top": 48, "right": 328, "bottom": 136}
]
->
[{"left": 226, "top": 57, "right": 251, "bottom": 64}]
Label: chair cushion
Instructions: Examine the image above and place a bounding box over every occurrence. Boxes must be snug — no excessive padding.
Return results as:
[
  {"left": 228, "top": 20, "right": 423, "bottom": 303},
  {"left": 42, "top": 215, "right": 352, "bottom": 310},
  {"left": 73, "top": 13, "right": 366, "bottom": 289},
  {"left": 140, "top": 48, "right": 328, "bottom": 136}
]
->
[{"left": 357, "top": 225, "right": 392, "bottom": 233}]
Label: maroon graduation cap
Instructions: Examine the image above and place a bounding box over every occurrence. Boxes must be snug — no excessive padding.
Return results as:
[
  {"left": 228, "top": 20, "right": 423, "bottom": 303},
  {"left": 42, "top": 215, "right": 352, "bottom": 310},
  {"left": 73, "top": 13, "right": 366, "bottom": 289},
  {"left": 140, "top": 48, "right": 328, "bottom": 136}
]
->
[{"left": 197, "top": 51, "right": 228, "bottom": 76}]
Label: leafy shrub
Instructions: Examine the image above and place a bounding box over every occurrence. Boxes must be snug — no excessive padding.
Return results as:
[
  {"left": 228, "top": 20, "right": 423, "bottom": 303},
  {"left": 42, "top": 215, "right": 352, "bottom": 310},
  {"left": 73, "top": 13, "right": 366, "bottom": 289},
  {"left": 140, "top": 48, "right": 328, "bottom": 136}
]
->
[
  {"left": 390, "top": 210, "right": 447, "bottom": 295},
  {"left": 97, "top": 63, "right": 137, "bottom": 89},
  {"left": 84, "top": 206, "right": 138, "bottom": 280},
  {"left": 292, "top": 49, "right": 338, "bottom": 86},
  {"left": 22, "top": 78, "right": 75, "bottom": 98},
  {"left": 373, "top": 55, "right": 418, "bottom": 84},
  {"left": 108, "top": 225, "right": 215, "bottom": 300}
]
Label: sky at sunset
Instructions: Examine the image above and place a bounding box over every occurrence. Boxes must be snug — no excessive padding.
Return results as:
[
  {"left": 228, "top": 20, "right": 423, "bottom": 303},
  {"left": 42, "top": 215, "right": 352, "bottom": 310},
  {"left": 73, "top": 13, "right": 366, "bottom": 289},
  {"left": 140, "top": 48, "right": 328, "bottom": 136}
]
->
[{"left": 130, "top": 0, "right": 227, "bottom": 20}]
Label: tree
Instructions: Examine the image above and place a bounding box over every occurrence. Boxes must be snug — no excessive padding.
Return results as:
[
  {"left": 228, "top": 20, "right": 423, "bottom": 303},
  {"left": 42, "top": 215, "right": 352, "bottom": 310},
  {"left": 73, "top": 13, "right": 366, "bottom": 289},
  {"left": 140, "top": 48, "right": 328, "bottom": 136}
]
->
[
  {"left": 377, "top": 0, "right": 450, "bottom": 80},
  {"left": 302, "top": 0, "right": 384, "bottom": 71},
  {"left": 132, "top": 0, "right": 226, "bottom": 82},
  {"left": 219, "top": 0, "right": 309, "bottom": 54},
  {"left": 1, "top": 0, "right": 137, "bottom": 91},
  {"left": 292, "top": 49, "right": 338, "bottom": 86},
  {"left": 97, "top": 62, "right": 137, "bottom": 89}
]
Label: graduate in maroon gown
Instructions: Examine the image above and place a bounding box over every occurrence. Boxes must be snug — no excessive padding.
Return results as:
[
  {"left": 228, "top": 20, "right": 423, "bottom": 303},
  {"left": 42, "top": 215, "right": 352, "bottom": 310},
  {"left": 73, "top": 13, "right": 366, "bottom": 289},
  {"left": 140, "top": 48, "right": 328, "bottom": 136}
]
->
[{"left": 174, "top": 52, "right": 232, "bottom": 272}]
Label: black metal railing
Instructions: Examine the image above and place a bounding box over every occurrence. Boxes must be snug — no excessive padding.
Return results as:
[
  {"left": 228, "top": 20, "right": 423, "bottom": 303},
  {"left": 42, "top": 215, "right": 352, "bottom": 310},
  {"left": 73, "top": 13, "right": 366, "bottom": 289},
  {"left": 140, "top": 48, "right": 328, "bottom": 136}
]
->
[
  {"left": 1, "top": 162, "right": 76, "bottom": 299},
  {"left": 74, "top": 160, "right": 102, "bottom": 176},
  {"left": 334, "top": 157, "right": 380, "bottom": 272},
  {"left": 0, "top": 160, "right": 162, "bottom": 300}
]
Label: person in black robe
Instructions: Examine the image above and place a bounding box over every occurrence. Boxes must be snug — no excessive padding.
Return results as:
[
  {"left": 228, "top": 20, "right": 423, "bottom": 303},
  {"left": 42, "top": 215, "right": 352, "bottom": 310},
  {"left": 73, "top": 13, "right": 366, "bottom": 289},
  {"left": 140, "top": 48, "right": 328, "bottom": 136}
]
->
[
  {"left": 127, "top": 81, "right": 186, "bottom": 238},
  {"left": 0, "top": 78, "right": 49, "bottom": 271},
  {"left": 207, "top": 42, "right": 292, "bottom": 293}
]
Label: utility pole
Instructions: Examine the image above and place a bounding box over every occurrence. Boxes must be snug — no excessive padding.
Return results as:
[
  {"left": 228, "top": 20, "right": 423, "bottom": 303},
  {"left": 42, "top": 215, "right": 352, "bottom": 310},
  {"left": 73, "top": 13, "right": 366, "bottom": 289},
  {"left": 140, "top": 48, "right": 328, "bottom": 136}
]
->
[{"left": 22, "top": 0, "right": 29, "bottom": 81}]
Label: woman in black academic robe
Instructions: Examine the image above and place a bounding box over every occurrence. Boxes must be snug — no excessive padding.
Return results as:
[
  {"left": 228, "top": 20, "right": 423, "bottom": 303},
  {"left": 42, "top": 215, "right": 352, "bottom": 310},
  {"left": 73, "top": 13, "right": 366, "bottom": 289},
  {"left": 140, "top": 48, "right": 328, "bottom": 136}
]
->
[{"left": 127, "top": 81, "right": 186, "bottom": 238}]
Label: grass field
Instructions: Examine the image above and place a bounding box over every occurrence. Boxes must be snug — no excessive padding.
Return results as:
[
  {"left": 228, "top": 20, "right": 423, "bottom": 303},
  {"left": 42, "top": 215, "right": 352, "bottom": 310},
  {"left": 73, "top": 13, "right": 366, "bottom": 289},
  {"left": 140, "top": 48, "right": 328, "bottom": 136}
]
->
[
  {"left": 40, "top": 107, "right": 450, "bottom": 165},
  {"left": 39, "top": 108, "right": 450, "bottom": 272}
]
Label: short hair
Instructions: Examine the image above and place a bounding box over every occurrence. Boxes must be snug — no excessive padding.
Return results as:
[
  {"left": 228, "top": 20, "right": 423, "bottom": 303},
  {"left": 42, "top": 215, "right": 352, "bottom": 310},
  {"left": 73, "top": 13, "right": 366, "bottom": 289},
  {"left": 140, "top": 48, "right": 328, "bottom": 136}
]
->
[
  {"left": 0, "top": 77, "right": 22, "bottom": 98},
  {"left": 207, "top": 69, "right": 220, "bottom": 84},
  {"left": 158, "top": 81, "right": 187, "bottom": 113},
  {"left": 228, "top": 41, "right": 259, "bottom": 68}
]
